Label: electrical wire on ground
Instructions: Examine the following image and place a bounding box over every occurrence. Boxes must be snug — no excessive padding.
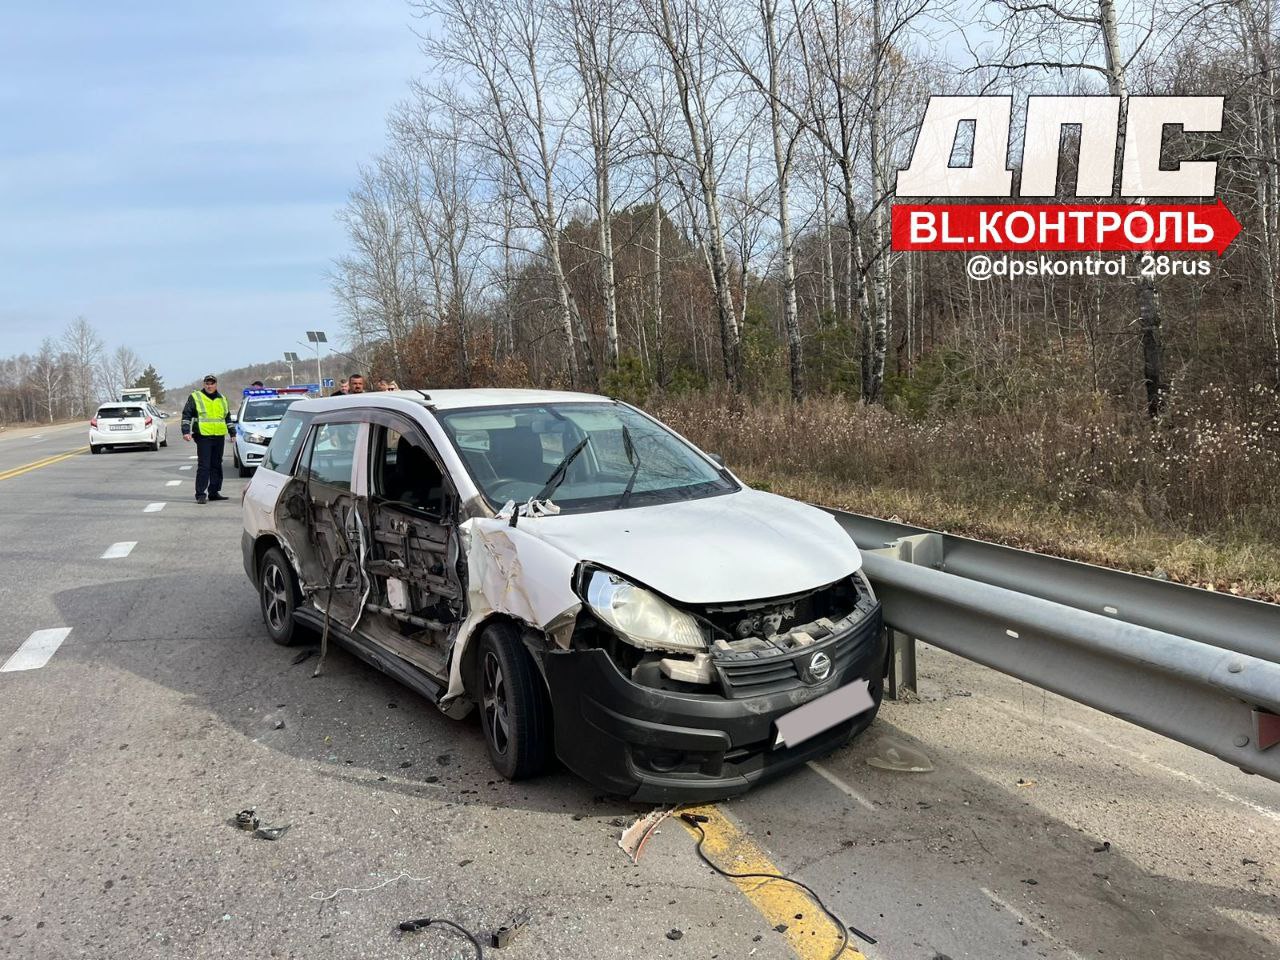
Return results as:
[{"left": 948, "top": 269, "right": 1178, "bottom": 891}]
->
[{"left": 679, "top": 811, "right": 877, "bottom": 960}]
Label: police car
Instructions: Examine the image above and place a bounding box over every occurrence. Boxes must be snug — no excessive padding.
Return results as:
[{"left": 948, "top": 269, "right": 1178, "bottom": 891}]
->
[{"left": 232, "top": 388, "right": 311, "bottom": 477}]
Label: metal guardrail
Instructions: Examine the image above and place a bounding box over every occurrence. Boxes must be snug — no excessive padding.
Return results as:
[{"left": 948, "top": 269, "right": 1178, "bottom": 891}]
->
[{"left": 825, "top": 509, "right": 1280, "bottom": 783}]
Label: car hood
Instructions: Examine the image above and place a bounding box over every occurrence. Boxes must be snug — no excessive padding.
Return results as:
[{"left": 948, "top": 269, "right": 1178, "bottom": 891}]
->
[
  {"left": 523, "top": 488, "right": 860, "bottom": 604},
  {"left": 241, "top": 420, "right": 282, "bottom": 433}
]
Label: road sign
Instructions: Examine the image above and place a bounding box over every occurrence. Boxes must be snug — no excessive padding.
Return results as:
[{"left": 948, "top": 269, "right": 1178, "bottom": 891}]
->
[{"left": 323, "top": 378, "right": 335, "bottom": 388}]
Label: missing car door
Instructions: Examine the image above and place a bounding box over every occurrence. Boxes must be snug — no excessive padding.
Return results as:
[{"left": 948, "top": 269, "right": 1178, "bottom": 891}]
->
[
  {"left": 363, "top": 421, "right": 465, "bottom": 678},
  {"left": 274, "top": 420, "right": 366, "bottom": 622}
]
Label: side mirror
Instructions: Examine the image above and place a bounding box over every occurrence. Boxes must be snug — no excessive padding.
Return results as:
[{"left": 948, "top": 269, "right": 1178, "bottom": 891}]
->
[{"left": 708, "top": 452, "right": 725, "bottom": 468}]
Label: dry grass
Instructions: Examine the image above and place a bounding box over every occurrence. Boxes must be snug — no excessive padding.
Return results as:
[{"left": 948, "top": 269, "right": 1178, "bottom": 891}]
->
[{"left": 655, "top": 390, "right": 1280, "bottom": 603}]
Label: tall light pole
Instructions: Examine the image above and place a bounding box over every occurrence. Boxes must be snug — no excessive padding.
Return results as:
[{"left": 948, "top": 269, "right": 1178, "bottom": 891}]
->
[
  {"left": 305, "top": 331, "right": 327, "bottom": 388},
  {"left": 283, "top": 351, "right": 299, "bottom": 386}
]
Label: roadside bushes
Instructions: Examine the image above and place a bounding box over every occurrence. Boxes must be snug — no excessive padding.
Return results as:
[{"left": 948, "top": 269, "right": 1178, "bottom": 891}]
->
[{"left": 653, "top": 384, "right": 1280, "bottom": 539}]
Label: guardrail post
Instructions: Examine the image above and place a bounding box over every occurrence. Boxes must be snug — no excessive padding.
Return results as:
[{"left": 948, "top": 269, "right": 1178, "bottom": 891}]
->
[
  {"left": 870, "top": 532, "right": 943, "bottom": 702},
  {"left": 887, "top": 627, "right": 918, "bottom": 700}
]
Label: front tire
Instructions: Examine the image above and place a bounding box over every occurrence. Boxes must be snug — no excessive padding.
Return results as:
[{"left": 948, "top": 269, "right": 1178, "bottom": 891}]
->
[
  {"left": 258, "top": 546, "right": 302, "bottom": 646},
  {"left": 477, "top": 623, "right": 552, "bottom": 780}
]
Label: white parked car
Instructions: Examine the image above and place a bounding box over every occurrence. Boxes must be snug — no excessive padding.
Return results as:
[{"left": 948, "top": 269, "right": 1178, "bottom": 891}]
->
[
  {"left": 89, "top": 401, "right": 168, "bottom": 454},
  {"left": 241, "top": 389, "right": 885, "bottom": 800}
]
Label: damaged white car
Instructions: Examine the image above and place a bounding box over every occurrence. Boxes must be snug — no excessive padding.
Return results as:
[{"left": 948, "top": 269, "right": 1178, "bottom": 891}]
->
[{"left": 241, "top": 389, "right": 886, "bottom": 801}]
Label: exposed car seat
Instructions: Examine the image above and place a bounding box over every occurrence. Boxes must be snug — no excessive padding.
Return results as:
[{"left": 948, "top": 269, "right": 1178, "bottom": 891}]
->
[
  {"left": 391, "top": 435, "right": 444, "bottom": 513},
  {"left": 487, "top": 427, "right": 548, "bottom": 484}
]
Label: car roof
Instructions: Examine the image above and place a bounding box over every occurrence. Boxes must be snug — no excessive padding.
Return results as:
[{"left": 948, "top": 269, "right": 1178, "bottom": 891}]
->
[
  {"left": 97, "top": 401, "right": 144, "bottom": 409},
  {"left": 288, "top": 387, "right": 612, "bottom": 415}
]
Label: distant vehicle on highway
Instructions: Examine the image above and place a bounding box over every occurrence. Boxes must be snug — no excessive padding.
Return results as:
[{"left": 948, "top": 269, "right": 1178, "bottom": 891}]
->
[
  {"left": 232, "top": 388, "right": 309, "bottom": 477},
  {"left": 240, "top": 389, "right": 885, "bottom": 800},
  {"left": 89, "top": 401, "right": 168, "bottom": 454},
  {"left": 119, "top": 387, "right": 153, "bottom": 404}
]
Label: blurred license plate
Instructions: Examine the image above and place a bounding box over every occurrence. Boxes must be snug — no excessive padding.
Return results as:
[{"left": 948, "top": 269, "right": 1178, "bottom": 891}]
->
[
  {"left": 110, "top": 424, "right": 132, "bottom": 430},
  {"left": 774, "top": 679, "right": 874, "bottom": 748}
]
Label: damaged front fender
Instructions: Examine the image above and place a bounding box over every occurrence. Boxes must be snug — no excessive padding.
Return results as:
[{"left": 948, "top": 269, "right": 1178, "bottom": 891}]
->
[{"left": 438, "top": 517, "right": 583, "bottom": 716}]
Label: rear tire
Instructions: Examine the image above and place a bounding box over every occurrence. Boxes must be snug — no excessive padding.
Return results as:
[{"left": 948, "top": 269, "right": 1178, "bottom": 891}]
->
[
  {"left": 90, "top": 444, "right": 101, "bottom": 455},
  {"left": 150, "top": 438, "right": 160, "bottom": 451},
  {"left": 477, "top": 622, "right": 552, "bottom": 780},
  {"left": 160, "top": 436, "right": 168, "bottom": 448},
  {"left": 258, "top": 546, "right": 302, "bottom": 646}
]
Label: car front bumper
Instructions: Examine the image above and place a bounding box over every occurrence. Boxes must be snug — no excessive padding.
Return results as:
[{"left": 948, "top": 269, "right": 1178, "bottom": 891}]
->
[{"left": 544, "top": 603, "right": 886, "bottom": 802}]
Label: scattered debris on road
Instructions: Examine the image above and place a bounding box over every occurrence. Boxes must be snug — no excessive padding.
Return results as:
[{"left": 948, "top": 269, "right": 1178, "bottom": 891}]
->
[
  {"left": 254, "top": 823, "right": 291, "bottom": 841},
  {"left": 234, "top": 809, "right": 259, "bottom": 831},
  {"left": 490, "top": 914, "right": 529, "bottom": 949},
  {"left": 618, "top": 807, "right": 675, "bottom": 863},
  {"left": 666, "top": 928, "right": 683, "bottom": 941},
  {"left": 866, "top": 736, "right": 934, "bottom": 773}
]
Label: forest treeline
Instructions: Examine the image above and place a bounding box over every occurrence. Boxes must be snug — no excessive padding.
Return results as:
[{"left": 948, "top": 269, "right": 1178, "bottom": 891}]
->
[
  {"left": 0, "top": 318, "right": 163, "bottom": 424},
  {"left": 331, "top": 0, "right": 1280, "bottom": 420}
]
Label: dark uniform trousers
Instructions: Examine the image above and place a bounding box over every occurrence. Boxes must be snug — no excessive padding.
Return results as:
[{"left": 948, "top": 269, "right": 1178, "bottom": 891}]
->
[{"left": 195, "top": 434, "right": 225, "bottom": 497}]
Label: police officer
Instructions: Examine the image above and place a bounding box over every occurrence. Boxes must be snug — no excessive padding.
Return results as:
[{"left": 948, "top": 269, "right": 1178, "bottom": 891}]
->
[{"left": 181, "top": 374, "right": 233, "bottom": 504}]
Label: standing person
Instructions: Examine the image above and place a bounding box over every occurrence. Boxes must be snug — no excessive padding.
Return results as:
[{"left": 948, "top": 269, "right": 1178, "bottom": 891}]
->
[
  {"left": 346, "top": 373, "right": 367, "bottom": 394},
  {"left": 330, "top": 378, "right": 348, "bottom": 396},
  {"left": 181, "top": 375, "right": 232, "bottom": 504}
]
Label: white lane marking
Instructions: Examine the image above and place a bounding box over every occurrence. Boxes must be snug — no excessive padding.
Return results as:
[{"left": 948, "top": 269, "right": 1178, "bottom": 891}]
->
[
  {"left": 1, "top": 628, "right": 72, "bottom": 673},
  {"left": 980, "top": 886, "right": 1091, "bottom": 960},
  {"left": 101, "top": 541, "right": 137, "bottom": 559},
  {"left": 165, "top": 479, "right": 181, "bottom": 486},
  {"left": 807, "top": 760, "right": 876, "bottom": 810},
  {"left": 143, "top": 502, "right": 165, "bottom": 513},
  {"left": 179, "top": 465, "right": 192, "bottom": 471},
  {"left": 188, "top": 455, "right": 197, "bottom": 460}
]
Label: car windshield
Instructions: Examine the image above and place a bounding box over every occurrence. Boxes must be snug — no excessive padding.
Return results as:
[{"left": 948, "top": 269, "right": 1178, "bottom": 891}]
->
[
  {"left": 241, "top": 397, "right": 303, "bottom": 422},
  {"left": 436, "top": 402, "right": 736, "bottom": 512},
  {"left": 99, "top": 406, "right": 144, "bottom": 419}
]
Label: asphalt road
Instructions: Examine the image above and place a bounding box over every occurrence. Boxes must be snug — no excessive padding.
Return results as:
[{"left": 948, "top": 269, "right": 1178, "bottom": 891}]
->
[{"left": 0, "top": 433, "right": 1275, "bottom": 960}]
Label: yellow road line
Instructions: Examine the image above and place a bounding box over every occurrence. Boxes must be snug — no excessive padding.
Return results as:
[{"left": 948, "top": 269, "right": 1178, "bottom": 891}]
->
[
  {"left": 0, "top": 447, "right": 87, "bottom": 481},
  {"left": 681, "top": 804, "right": 865, "bottom": 960}
]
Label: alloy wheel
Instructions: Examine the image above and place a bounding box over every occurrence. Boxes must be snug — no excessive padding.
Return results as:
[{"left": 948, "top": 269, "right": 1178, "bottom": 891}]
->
[
  {"left": 482, "top": 652, "right": 510, "bottom": 756},
  {"left": 262, "top": 562, "right": 288, "bottom": 633}
]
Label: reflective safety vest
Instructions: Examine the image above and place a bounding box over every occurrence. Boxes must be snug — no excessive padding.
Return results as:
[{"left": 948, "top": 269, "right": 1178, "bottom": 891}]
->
[{"left": 191, "top": 390, "right": 229, "bottom": 437}]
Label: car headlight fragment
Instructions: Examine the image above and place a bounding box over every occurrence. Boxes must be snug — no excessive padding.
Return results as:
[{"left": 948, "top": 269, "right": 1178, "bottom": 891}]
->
[
  {"left": 585, "top": 570, "right": 706, "bottom": 654},
  {"left": 245, "top": 431, "right": 272, "bottom": 445}
]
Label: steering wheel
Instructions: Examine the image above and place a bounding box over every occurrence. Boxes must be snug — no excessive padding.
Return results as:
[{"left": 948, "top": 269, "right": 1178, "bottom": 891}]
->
[{"left": 488, "top": 478, "right": 530, "bottom": 502}]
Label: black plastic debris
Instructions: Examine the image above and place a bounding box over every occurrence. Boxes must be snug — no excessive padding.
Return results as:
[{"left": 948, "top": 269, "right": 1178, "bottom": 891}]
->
[
  {"left": 234, "top": 809, "right": 259, "bottom": 831},
  {"left": 254, "top": 823, "right": 291, "bottom": 841},
  {"left": 665, "top": 928, "right": 683, "bottom": 941},
  {"left": 1093, "top": 841, "right": 1111, "bottom": 853},
  {"left": 492, "top": 915, "right": 528, "bottom": 948}
]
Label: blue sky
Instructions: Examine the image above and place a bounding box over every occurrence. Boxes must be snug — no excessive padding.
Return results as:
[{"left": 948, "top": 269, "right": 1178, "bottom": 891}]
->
[{"left": 0, "top": 1, "right": 421, "bottom": 386}]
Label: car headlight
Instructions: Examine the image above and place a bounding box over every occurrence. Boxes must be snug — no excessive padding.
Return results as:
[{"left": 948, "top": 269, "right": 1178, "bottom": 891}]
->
[
  {"left": 245, "top": 432, "right": 271, "bottom": 445},
  {"left": 584, "top": 570, "right": 706, "bottom": 654}
]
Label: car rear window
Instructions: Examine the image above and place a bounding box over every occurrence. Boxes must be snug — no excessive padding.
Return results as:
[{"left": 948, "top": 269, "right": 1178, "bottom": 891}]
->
[
  {"left": 263, "top": 409, "right": 313, "bottom": 472},
  {"left": 98, "top": 406, "right": 145, "bottom": 419}
]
